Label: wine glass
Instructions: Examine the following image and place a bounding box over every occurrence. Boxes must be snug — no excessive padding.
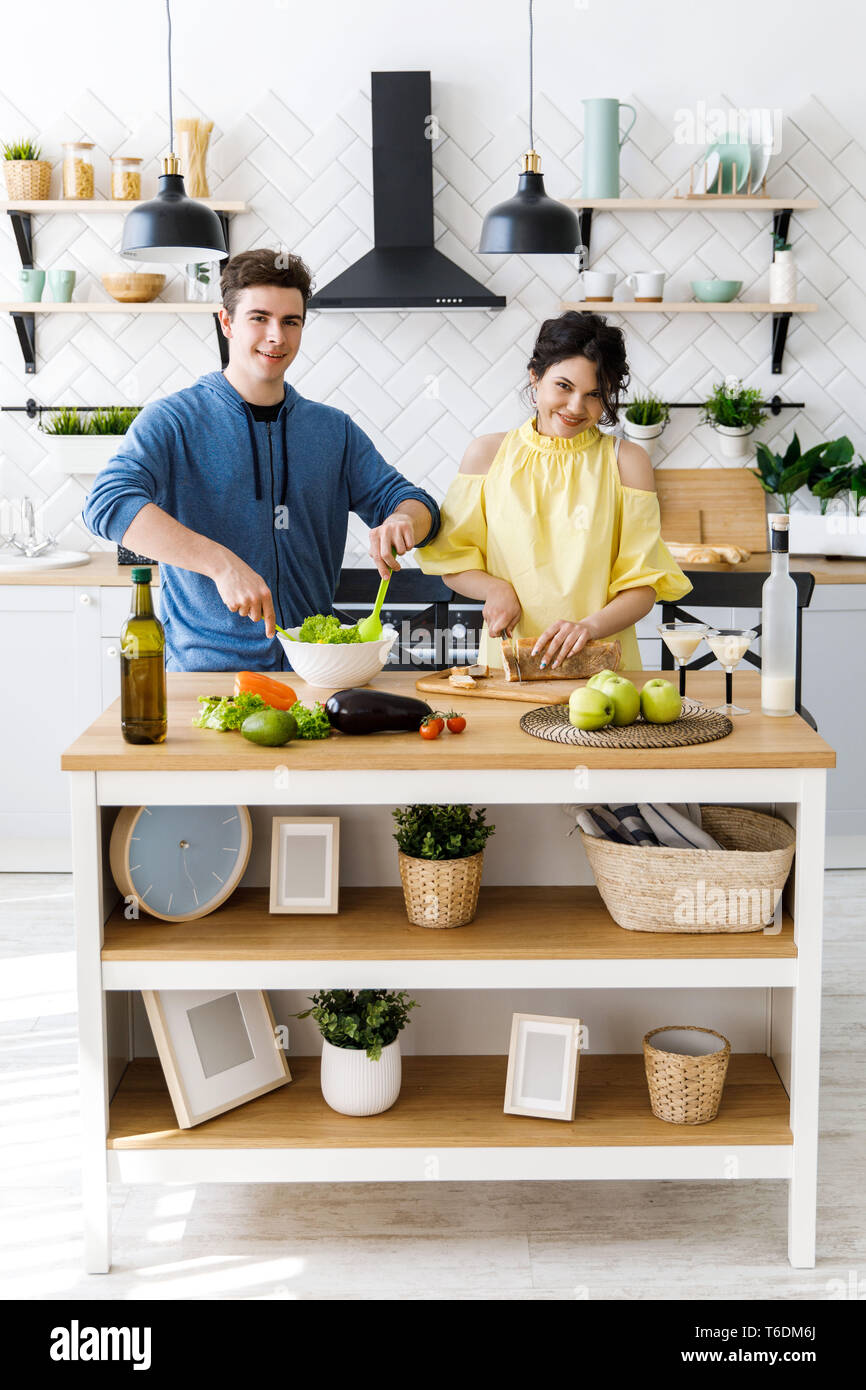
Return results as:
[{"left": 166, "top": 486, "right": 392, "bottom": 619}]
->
[
  {"left": 705, "top": 627, "right": 756, "bottom": 715},
  {"left": 657, "top": 621, "right": 709, "bottom": 699}
]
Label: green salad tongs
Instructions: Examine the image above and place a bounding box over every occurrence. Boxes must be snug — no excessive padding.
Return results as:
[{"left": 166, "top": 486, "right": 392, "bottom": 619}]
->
[{"left": 356, "top": 546, "right": 398, "bottom": 642}]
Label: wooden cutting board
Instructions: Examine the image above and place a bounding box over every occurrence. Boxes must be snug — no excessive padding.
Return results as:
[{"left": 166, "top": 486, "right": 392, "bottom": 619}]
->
[
  {"left": 655, "top": 468, "right": 768, "bottom": 552},
  {"left": 416, "top": 670, "right": 572, "bottom": 705}
]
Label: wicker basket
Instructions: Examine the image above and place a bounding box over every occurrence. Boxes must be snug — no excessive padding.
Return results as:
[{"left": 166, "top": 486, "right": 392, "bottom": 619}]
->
[
  {"left": 580, "top": 805, "right": 795, "bottom": 933},
  {"left": 3, "top": 160, "right": 52, "bottom": 200},
  {"left": 398, "top": 850, "right": 484, "bottom": 928},
  {"left": 644, "top": 1025, "right": 731, "bottom": 1124}
]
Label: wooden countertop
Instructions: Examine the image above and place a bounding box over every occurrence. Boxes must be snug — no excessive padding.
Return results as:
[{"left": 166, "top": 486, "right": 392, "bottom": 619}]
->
[
  {"left": 61, "top": 670, "right": 835, "bottom": 771},
  {"left": 3, "top": 551, "right": 865, "bottom": 586}
]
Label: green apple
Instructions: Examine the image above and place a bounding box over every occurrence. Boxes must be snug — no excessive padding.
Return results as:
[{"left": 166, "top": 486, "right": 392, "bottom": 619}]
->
[
  {"left": 569, "top": 686, "right": 616, "bottom": 731},
  {"left": 586, "top": 668, "right": 619, "bottom": 692},
  {"left": 595, "top": 674, "right": 640, "bottom": 726},
  {"left": 640, "top": 678, "right": 683, "bottom": 724}
]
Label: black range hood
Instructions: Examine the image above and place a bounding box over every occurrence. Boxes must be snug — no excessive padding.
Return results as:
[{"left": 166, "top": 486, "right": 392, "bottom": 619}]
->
[{"left": 309, "top": 71, "right": 506, "bottom": 313}]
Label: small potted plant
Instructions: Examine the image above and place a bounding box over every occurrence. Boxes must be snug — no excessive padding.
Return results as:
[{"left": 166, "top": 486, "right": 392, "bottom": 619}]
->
[
  {"left": 393, "top": 803, "right": 495, "bottom": 928},
  {"left": 622, "top": 391, "right": 670, "bottom": 462},
  {"left": 769, "top": 233, "right": 797, "bottom": 305},
  {"left": 701, "top": 379, "right": 767, "bottom": 459},
  {"left": 297, "top": 988, "right": 418, "bottom": 1115},
  {"left": 755, "top": 434, "right": 865, "bottom": 555},
  {"left": 2, "top": 138, "right": 51, "bottom": 200},
  {"left": 39, "top": 405, "right": 140, "bottom": 475}
]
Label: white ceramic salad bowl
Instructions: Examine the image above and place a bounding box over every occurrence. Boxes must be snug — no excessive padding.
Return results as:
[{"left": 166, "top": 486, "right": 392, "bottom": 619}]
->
[{"left": 276, "top": 626, "right": 397, "bottom": 688}]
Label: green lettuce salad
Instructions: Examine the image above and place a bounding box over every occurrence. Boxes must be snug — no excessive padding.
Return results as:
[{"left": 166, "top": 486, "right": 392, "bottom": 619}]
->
[
  {"left": 296, "top": 613, "right": 362, "bottom": 644},
  {"left": 193, "top": 693, "right": 331, "bottom": 740}
]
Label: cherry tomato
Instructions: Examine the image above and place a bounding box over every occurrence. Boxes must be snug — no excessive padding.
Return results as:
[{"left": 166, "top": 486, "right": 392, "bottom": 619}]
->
[
  {"left": 420, "top": 717, "right": 441, "bottom": 739},
  {"left": 446, "top": 715, "right": 467, "bottom": 734}
]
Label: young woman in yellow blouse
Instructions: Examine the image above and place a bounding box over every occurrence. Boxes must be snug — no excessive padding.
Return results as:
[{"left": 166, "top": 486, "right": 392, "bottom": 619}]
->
[{"left": 418, "top": 311, "right": 693, "bottom": 671}]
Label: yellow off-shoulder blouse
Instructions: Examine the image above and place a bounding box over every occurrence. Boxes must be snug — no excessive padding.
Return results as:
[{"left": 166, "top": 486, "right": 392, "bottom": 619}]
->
[{"left": 418, "top": 417, "right": 693, "bottom": 670}]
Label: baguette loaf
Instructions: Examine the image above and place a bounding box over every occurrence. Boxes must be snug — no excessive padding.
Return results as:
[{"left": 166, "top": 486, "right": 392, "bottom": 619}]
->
[{"left": 500, "top": 636, "right": 622, "bottom": 682}]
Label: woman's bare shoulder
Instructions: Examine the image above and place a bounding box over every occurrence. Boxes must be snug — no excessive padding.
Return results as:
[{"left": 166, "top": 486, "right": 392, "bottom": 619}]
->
[
  {"left": 458, "top": 432, "right": 508, "bottom": 475},
  {"left": 616, "top": 438, "right": 656, "bottom": 492}
]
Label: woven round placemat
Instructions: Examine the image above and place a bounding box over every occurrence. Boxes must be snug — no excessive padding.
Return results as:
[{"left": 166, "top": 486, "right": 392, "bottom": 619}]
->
[{"left": 519, "top": 698, "right": 733, "bottom": 748}]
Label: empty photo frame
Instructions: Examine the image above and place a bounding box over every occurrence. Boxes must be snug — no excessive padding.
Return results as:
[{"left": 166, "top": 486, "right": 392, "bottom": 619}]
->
[
  {"left": 503, "top": 1013, "right": 582, "bottom": 1122},
  {"left": 142, "top": 989, "right": 291, "bottom": 1128},
  {"left": 270, "top": 816, "right": 340, "bottom": 914}
]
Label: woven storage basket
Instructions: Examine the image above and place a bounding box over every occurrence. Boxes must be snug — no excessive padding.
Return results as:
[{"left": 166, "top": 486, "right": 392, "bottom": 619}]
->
[
  {"left": 398, "top": 850, "right": 484, "bottom": 928},
  {"left": 3, "top": 160, "right": 52, "bottom": 199},
  {"left": 644, "top": 1025, "right": 731, "bottom": 1124},
  {"left": 580, "top": 805, "right": 795, "bottom": 933}
]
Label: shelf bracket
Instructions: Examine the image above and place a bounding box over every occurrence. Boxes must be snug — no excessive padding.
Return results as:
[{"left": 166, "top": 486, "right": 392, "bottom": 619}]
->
[
  {"left": 7, "top": 210, "right": 34, "bottom": 268},
  {"left": 772, "top": 207, "right": 793, "bottom": 247},
  {"left": 577, "top": 208, "right": 593, "bottom": 264},
  {"left": 771, "top": 313, "right": 792, "bottom": 374},
  {"left": 11, "top": 312, "right": 36, "bottom": 374}
]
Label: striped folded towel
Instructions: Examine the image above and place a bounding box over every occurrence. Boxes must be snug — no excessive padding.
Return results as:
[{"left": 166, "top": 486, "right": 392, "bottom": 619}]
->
[{"left": 563, "top": 802, "right": 724, "bottom": 850}]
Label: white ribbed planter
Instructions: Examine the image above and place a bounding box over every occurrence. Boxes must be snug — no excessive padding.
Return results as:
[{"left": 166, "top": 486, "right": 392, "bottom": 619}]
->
[
  {"left": 320, "top": 1037, "right": 402, "bottom": 1116},
  {"left": 40, "top": 434, "right": 126, "bottom": 475},
  {"left": 769, "top": 250, "right": 797, "bottom": 304}
]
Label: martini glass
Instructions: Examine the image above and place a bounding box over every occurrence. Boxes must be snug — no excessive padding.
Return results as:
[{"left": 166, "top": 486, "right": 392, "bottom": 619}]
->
[
  {"left": 706, "top": 627, "right": 756, "bottom": 715},
  {"left": 657, "top": 621, "right": 709, "bottom": 698}
]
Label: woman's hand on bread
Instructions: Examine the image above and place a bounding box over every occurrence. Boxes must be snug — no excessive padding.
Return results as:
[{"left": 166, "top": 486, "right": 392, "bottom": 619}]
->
[
  {"left": 483, "top": 578, "right": 522, "bottom": 639},
  {"left": 532, "top": 618, "right": 598, "bottom": 670}
]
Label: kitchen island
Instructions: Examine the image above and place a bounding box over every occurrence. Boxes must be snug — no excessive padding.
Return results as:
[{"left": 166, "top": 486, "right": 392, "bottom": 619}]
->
[{"left": 62, "top": 669, "right": 835, "bottom": 1273}]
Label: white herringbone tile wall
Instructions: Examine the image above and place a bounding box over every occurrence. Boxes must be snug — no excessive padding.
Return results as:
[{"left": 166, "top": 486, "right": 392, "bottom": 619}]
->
[{"left": 1, "top": 85, "right": 865, "bottom": 562}]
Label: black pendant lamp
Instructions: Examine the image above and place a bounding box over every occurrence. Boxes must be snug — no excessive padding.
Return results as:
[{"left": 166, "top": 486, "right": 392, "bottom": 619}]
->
[
  {"left": 121, "top": 1, "right": 227, "bottom": 264},
  {"left": 479, "top": 0, "right": 580, "bottom": 254}
]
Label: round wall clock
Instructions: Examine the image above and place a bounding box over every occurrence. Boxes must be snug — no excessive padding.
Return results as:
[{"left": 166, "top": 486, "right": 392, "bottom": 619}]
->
[{"left": 109, "top": 805, "right": 253, "bottom": 921}]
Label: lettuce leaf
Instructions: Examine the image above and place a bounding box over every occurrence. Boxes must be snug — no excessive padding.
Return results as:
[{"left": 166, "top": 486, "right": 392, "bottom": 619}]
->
[{"left": 297, "top": 613, "right": 361, "bottom": 644}]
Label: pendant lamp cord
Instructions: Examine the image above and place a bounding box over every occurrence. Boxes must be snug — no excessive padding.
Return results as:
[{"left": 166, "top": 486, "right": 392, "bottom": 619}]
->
[
  {"left": 166, "top": 0, "right": 174, "bottom": 155},
  {"left": 528, "top": 0, "right": 535, "bottom": 151}
]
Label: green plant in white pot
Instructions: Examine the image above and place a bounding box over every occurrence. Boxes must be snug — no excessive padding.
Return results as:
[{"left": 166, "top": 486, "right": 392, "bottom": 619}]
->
[
  {"left": 622, "top": 392, "right": 670, "bottom": 462},
  {"left": 40, "top": 406, "right": 140, "bottom": 476},
  {"left": 297, "top": 989, "right": 418, "bottom": 1116},
  {"left": 701, "top": 379, "right": 767, "bottom": 459},
  {"left": 755, "top": 434, "right": 864, "bottom": 555}
]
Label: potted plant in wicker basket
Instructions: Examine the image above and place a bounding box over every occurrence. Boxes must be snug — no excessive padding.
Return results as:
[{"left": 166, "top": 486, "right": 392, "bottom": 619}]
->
[
  {"left": 393, "top": 803, "right": 495, "bottom": 928},
  {"left": 701, "top": 378, "right": 767, "bottom": 459},
  {"left": 296, "top": 988, "right": 418, "bottom": 1115},
  {"left": 2, "top": 138, "right": 52, "bottom": 200},
  {"left": 622, "top": 391, "right": 670, "bottom": 462}
]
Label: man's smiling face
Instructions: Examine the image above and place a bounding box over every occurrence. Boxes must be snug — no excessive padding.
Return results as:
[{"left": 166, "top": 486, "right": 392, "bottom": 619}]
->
[{"left": 219, "top": 285, "right": 305, "bottom": 399}]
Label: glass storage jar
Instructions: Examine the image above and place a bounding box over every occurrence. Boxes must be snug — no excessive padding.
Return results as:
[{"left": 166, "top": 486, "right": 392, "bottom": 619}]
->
[
  {"left": 110, "top": 156, "right": 142, "bottom": 201},
  {"left": 62, "top": 141, "right": 95, "bottom": 199}
]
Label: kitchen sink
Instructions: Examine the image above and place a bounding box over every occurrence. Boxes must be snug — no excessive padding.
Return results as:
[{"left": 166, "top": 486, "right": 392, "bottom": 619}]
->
[{"left": 0, "top": 549, "right": 91, "bottom": 574}]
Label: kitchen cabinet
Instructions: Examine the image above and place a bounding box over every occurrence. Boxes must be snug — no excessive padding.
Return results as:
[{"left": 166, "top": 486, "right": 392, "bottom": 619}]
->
[{"left": 62, "top": 668, "right": 834, "bottom": 1272}]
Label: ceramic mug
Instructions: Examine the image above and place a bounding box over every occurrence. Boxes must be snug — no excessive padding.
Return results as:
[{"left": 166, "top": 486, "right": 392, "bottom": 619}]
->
[
  {"left": 579, "top": 270, "right": 617, "bottom": 302},
  {"left": 47, "top": 269, "right": 76, "bottom": 303},
  {"left": 18, "top": 268, "right": 45, "bottom": 302},
  {"left": 626, "top": 270, "right": 665, "bottom": 302}
]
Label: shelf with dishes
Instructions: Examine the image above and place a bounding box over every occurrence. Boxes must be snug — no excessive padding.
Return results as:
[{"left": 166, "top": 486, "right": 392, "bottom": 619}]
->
[{"left": 2, "top": 198, "right": 247, "bottom": 373}]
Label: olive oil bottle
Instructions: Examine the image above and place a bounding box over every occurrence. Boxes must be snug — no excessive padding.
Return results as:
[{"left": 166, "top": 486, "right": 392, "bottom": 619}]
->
[{"left": 120, "top": 567, "right": 167, "bottom": 744}]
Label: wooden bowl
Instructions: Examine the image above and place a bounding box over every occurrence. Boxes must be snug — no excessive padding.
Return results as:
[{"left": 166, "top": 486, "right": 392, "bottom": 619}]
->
[{"left": 101, "top": 273, "right": 166, "bottom": 303}]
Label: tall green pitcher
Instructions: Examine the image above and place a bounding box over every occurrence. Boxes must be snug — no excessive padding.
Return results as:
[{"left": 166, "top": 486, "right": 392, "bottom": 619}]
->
[{"left": 582, "top": 98, "right": 637, "bottom": 198}]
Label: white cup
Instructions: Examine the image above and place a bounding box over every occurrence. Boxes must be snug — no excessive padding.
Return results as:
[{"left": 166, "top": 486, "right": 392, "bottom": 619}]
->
[
  {"left": 626, "top": 270, "right": 666, "bottom": 301},
  {"left": 579, "top": 270, "right": 617, "bottom": 301}
]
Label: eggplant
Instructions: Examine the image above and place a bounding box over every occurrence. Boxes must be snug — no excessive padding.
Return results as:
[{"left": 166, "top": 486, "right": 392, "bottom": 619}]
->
[{"left": 325, "top": 687, "right": 433, "bottom": 736}]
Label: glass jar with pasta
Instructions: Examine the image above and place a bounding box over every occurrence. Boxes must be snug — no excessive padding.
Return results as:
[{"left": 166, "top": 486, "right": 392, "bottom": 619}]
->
[
  {"left": 174, "top": 117, "right": 214, "bottom": 197},
  {"left": 110, "top": 156, "right": 142, "bottom": 201},
  {"left": 62, "top": 141, "right": 95, "bottom": 199}
]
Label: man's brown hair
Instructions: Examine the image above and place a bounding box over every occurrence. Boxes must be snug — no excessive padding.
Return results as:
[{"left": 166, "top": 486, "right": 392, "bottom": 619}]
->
[{"left": 220, "top": 249, "right": 314, "bottom": 320}]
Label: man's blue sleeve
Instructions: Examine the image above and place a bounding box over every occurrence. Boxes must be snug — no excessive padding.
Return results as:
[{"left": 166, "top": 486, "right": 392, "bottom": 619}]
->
[
  {"left": 343, "top": 417, "right": 440, "bottom": 545},
  {"left": 81, "top": 403, "right": 174, "bottom": 544}
]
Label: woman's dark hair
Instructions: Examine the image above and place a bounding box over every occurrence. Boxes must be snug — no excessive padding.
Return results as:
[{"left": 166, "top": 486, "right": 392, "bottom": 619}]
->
[{"left": 526, "top": 311, "right": 629, "bottom": 426}]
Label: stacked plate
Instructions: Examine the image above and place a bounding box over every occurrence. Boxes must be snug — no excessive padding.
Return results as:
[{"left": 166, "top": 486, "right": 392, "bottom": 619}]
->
[{"left": 694, "top": 138, "right": 774, "bottom": 195}]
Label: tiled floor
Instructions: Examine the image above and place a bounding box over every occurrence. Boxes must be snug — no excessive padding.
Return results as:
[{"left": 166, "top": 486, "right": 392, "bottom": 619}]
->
[{"left": 1, "top": 870, "right": 863, "bottom": 1300}]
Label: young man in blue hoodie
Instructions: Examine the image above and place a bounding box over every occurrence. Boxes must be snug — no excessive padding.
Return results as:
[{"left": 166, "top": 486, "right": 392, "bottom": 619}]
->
[{"left": 83, "top": 249, "right": 440, "bottom": 671}]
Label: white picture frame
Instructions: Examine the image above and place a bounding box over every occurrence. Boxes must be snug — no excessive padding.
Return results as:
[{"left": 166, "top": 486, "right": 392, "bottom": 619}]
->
[
  {"left": 269, "top": 816, "right": 340, "bottom": 914},
  {"left": 142, "top": 989, "right": 291, "bottom": 1129},
  {"left": 503, "top": 1013, "right": 582, "bottom": 1122}
]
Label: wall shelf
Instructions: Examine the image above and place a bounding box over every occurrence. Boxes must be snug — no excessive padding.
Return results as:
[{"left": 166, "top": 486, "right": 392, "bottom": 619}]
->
[{"left": 2, "top": 200, "right": 246, "bottom": 373}]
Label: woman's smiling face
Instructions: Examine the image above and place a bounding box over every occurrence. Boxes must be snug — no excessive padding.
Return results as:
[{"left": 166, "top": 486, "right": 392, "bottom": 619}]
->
[{"left": 530, "top": 355, "right": 604, "bottom": 438}]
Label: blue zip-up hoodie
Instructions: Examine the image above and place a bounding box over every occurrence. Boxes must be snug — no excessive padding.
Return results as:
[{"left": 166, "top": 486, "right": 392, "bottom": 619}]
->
[{"left": 82, "top": 371, "right": 441, "bottom": 671}]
